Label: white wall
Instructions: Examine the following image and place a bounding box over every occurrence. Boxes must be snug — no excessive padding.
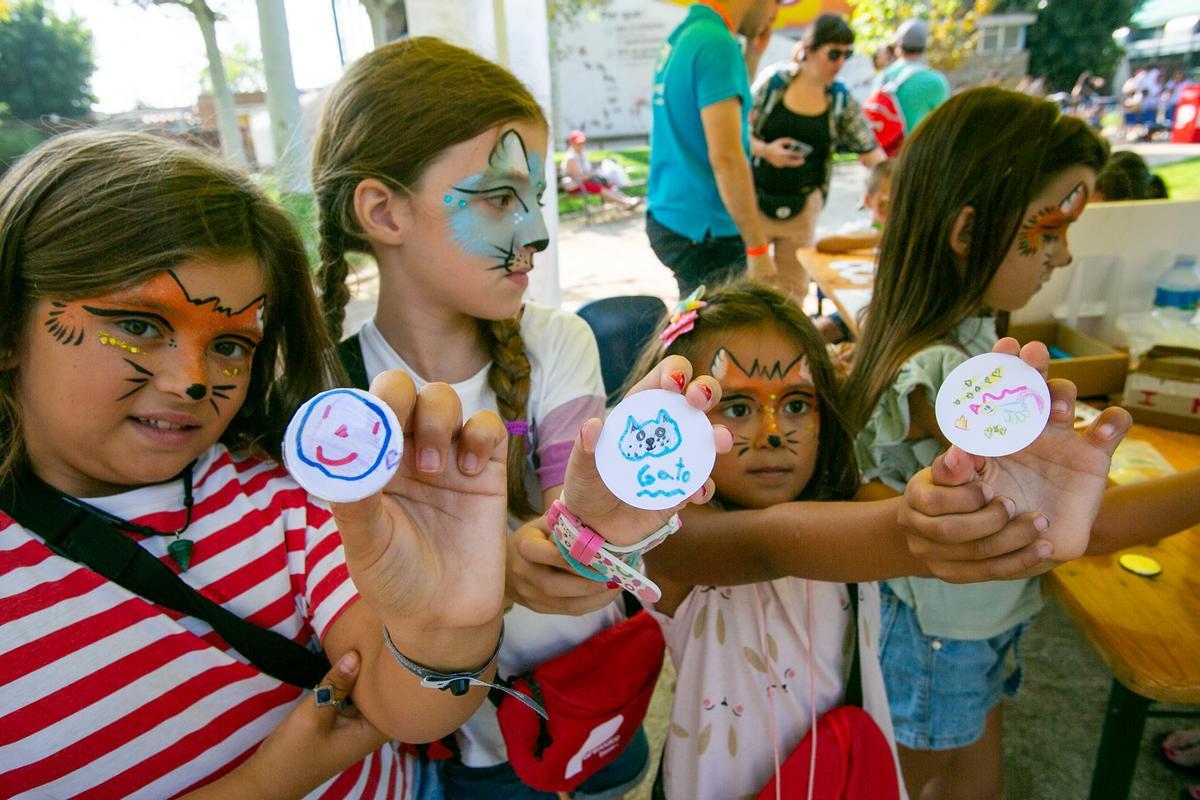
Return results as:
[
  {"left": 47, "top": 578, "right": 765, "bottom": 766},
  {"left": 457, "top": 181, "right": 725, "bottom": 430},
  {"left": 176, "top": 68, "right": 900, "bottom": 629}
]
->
[{"left": 551, "top": 0, "right": 799, "bottom": 143}]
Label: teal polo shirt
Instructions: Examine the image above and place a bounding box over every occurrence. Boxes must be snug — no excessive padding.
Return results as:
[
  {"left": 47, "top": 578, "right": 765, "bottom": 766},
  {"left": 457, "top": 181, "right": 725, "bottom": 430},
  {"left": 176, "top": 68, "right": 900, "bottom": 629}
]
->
[
  {"left": 648, "top": 4, "right": 751, "bottom": 241},
  {"left": 880, "top": 59, "right": 950, "bottom": 134}
]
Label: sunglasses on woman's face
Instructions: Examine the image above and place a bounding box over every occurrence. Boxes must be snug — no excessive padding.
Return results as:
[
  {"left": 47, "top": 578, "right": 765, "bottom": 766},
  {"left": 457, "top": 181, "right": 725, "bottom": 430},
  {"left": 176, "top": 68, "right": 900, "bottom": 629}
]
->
[{"left": 825, "top": 47, "right": 854, "bottom": 61}]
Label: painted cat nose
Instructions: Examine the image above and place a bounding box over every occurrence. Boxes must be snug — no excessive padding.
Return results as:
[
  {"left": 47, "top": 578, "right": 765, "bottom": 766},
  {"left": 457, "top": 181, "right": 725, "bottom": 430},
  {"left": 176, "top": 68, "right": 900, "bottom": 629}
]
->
[
  {"left": 335, "top": 424, "right": 349, "bottom": 438},
  {"left": 768, "top": 435, "right": 783, "bottom": 448}
]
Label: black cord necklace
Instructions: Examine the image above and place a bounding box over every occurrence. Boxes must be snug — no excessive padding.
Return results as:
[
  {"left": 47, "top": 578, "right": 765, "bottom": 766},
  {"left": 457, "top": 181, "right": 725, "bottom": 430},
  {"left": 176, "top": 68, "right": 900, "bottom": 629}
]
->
[{"left": 59, "top": 465, "right": 197, "bottom": 571}]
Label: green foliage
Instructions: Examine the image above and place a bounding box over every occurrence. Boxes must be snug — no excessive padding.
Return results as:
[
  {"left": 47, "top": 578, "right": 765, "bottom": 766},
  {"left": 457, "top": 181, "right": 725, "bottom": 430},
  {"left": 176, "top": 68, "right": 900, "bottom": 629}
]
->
[
  {"left": 0, "top": 1, "right": 95, "bottom": 119},
  {"left": 201, "top": 41, "right": 265, "bottom": 95},
  {"left": 849, "top": 0, "right": 996, "bottom": 72},
  {"left": 1016, "top": 0, "right": 1145, "bottom": 93},
  {"left": 548, "top": 0, "right": 608, "bottom": 27},
  {"left": 0, "top": 119, "right": 45, "bottom": 169}
]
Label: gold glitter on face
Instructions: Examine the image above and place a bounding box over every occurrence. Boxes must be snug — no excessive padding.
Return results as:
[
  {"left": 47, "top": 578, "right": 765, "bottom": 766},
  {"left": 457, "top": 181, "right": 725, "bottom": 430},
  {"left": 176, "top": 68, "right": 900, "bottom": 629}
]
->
[{"left": 98, "top": 333, "right": 143, "bottom": 355}]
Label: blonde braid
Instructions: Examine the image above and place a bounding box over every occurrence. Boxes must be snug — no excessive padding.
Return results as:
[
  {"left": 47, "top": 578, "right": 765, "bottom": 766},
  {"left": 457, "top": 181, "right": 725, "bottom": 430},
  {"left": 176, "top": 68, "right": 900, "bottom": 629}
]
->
[{"left": 480, "top": 317, "right": 537, "bottom": 519}]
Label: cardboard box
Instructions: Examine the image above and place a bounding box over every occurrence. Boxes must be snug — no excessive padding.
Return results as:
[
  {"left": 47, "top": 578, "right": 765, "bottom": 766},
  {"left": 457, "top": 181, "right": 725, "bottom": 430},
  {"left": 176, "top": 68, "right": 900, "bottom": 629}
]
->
[
  {"left": 1008, "top": 322, "right": 1130, "bottom": 398},
  {"left": 1122, "top": 346, "right": 1200, "bottom": 434}
]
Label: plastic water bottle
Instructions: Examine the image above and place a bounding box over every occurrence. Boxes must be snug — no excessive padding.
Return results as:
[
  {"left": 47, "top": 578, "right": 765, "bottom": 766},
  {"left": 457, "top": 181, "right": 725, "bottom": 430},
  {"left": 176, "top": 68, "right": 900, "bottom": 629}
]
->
[{"left": 1152, "top": 255, "right": 1200, "bottom": 321}]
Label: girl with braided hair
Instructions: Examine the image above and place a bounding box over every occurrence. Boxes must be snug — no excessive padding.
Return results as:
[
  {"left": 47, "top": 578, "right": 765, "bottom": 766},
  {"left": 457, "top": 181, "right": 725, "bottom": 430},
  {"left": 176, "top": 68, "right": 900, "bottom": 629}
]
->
[{"left": 313, "top": 37, "right": 651, "bottom": 799}]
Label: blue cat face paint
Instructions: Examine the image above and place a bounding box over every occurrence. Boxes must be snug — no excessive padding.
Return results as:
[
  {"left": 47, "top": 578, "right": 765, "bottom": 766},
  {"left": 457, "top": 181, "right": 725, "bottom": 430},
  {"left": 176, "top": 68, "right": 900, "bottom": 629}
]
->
[{"left": 443, "top": 129, "right": 549, "bottom": 275}]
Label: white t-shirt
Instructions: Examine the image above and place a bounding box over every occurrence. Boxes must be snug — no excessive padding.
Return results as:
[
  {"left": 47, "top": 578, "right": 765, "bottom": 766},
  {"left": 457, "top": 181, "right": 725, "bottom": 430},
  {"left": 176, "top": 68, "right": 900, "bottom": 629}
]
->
[
  {"left": 650, "top": 580, "right": 905, "bottom": 799},
  {"left": 356, "top": 303, "right": 620, "bottom": 767}
]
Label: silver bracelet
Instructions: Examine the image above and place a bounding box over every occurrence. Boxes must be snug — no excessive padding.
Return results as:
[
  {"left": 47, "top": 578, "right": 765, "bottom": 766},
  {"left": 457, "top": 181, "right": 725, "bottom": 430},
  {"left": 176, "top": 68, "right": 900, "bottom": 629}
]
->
[{"left": 381, "top": 622, "right": 547, "bottom": 719}]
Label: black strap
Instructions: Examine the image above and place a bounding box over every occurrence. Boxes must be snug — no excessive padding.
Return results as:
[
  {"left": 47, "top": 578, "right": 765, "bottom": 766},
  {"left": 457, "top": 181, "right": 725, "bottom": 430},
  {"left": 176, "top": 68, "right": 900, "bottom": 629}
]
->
[
  {"left": 338, "top": 333, "right": 370, "bottom": 390},
  {"left": 844, "top": 582, "right": 864, "bottom": 709},
  {"left": 0, "top": 475, "right": 331, "bottom": 689}
]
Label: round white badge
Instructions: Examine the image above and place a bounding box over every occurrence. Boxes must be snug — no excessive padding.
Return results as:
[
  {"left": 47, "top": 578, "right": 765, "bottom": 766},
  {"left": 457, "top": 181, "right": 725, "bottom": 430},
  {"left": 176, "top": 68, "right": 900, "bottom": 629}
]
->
[
  {"left": 283, "top": 388, "right": 403, "bottom": 503},
  {"left": 934, "top": 353, "right": 1051, "bottom": 458},
  {"left": 595, "top": 389, "right": 716, "bottom": 511}
]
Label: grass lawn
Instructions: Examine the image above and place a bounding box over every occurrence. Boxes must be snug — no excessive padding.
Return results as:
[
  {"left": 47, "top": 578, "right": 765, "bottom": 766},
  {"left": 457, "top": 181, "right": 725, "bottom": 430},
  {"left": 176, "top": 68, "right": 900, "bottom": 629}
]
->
[
  {"left": 554, "top": 146, "right": 861, "bottom": 216},
  {"left": 1157, "top": 156, "right": 1200, "bottom": 200},
  {"left": 556, "top": 146, "right": 649, "bottom": 216}
]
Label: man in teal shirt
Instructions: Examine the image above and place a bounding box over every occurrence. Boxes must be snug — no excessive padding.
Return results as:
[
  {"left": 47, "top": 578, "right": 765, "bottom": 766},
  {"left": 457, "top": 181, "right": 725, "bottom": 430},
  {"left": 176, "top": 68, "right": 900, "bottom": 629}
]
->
[
  {"left": 646, "top": 0, "right": 780, "bottom": 295},
  {"left": 878, "top": 19, "right": 949, "bottom": 135}
]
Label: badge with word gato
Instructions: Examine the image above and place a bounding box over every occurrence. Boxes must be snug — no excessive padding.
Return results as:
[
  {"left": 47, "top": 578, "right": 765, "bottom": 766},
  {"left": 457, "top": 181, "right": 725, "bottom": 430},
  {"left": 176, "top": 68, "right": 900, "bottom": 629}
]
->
[
  {"left": 934, "top": 353, "right": 1051, "bottom": 458},
  {"left": 596, "top": 389, "right": 716, "bottom": 511},
  {"left": 284, "top": 388, "right": 403, "bottom": 503}
]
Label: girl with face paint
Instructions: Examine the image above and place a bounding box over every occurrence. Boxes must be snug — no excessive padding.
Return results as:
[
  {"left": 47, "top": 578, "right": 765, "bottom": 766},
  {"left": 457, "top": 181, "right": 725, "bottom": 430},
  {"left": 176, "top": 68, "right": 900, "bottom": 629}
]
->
[
  {"left": 629, "top": 282, "right": 905, "bottom": 799},
  {"left": 314, "top": 37, "right": 723, "bottom": 798},
  {"left": 629, "top": 279, "right": 1140, "bottom": 799},
  {"left": 844, "top": 88, "right": 1200, "bottom": 800},
  {"left": 0, "top": 130, "right": 532, "bottom": 799}
]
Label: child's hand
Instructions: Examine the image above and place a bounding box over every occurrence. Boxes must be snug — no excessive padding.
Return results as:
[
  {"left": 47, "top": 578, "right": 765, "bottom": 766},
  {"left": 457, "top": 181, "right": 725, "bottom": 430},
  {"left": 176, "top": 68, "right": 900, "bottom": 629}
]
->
[
  {"left": 900, "top": 338, "right": 1132, "bottom": 576},
  {"left": 329, "top": 371, "right": 509, "bottom": 635},
  {"left": 559, "top": 355, "right": 733, "bottom": 548},
  {"left": 505, "top": 523, "right": 621, "bottom": 615},
  {"left": 182, "top": 651, "right": 388, "bottom": 800}
]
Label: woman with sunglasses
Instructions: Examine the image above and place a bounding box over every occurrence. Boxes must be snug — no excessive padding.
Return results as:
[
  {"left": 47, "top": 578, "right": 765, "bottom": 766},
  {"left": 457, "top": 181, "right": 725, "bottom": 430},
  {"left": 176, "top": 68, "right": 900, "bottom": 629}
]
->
[{"left": 749, "top": 13, "right": 886, "bottom": 300}]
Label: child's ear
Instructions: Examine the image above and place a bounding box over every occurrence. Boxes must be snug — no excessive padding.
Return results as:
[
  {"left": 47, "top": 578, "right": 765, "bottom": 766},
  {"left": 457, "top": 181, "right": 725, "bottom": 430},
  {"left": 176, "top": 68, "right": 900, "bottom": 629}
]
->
[
  {"left": 353, "top": 178, "right": 412, "bottom": 247},
  {"left": 949, "top": 205, "right": 975, "bottom": 258}
]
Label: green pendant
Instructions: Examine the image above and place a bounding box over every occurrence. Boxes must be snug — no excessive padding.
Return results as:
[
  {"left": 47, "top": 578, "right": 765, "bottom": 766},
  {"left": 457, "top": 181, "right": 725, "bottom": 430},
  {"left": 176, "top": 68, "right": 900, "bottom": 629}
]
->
[{"left": 168, "top": 537, "right": 194, "bottom": 572}]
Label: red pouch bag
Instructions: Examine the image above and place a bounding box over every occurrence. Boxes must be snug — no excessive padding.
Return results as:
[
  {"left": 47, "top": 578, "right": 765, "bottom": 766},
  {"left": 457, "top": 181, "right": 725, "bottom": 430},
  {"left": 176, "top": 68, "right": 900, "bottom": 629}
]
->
[
  {"left": 756, "top": 706, "right": 900, "bottom": 800},
  {"left": 494, "top": 609, "right": 664, "bottom": 793},
  {"left": 755, "top": 584, "right": 901, "bottom": 800}
]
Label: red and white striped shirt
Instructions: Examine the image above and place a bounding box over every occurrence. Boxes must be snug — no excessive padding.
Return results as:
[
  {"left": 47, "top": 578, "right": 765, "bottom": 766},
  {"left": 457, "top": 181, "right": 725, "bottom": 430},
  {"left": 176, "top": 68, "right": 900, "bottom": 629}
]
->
[{"left": 0, "top": 445, "right": 416, "bottom": 800}]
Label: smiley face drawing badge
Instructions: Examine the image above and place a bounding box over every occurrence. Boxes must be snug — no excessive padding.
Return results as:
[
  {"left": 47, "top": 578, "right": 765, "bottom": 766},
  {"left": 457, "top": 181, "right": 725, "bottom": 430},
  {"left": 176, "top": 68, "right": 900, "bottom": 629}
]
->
[{"left": 284, "top": 388, "right": 403, "bottom": 502}]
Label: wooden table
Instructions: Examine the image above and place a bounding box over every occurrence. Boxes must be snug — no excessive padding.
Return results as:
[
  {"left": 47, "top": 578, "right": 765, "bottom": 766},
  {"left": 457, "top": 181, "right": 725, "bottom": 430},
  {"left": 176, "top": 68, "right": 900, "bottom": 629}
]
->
[
  {"left": 796, "top": 247, "right": 876, "bottom": 337},
  {"left": 1047, "top": 423, "right": 1200, "bottom": 800}
]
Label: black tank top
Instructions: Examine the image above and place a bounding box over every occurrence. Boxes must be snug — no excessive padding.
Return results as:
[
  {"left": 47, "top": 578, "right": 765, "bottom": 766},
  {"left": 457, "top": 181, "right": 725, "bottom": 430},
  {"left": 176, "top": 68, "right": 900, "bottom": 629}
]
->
[{"left": 754, "top": 100, "right": 829, "bottom": 196}]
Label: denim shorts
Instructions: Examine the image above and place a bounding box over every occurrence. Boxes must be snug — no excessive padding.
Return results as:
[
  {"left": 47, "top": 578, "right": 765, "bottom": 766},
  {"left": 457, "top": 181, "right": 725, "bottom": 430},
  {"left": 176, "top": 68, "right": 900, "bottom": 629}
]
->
[
  {"left": 878, "top": 585, "right": 1028, "bottom": 751},
  {"left": 438, "top": 726, "right": 650, "bottom": 800}
]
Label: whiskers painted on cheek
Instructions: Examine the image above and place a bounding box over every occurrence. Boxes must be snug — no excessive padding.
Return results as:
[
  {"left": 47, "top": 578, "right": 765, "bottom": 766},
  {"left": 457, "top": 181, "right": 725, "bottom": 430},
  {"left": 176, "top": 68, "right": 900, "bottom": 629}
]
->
[
  {"left": 489, "top": 238, "right": 517, "bottom": 273},
  {"left": 733, "top": 434, "right": 751, "bottom": 457},
  {"left": 116, "top": 358, "right": 153, "bottom": 401},
  {"left": 210, "top": 383, "right": 236, "bottom": 416}
]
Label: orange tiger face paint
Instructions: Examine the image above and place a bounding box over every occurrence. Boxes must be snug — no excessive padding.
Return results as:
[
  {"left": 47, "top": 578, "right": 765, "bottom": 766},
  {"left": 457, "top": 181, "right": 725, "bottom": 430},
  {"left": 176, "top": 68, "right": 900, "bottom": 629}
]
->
[
  {"left": 20, "top": 256, "right": 267, "bottom": 498},
  {"left": 1017, "top": 181, "right": 1088, "bottom": 256}
]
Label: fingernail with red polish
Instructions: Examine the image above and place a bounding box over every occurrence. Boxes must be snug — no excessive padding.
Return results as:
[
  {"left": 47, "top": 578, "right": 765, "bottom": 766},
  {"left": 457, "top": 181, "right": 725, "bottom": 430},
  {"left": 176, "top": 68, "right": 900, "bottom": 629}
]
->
[
  {"left": 699, "top": 384, "right": 712, "bottom": 402},
  {"left": 607, "top": 581, "right": 620, "bottom": 590},
  {"left": 670, "top": 371, "right": 686, "bottom": 392}
]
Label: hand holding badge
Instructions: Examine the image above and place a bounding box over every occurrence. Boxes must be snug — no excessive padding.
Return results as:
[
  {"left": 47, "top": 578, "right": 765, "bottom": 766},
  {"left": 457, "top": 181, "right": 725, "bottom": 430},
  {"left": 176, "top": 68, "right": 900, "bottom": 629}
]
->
[
  {"left": 550, "top": 356, "right": 730, "bottom": 603},
  {"left": 928, "top": 341, "right": 1131, "bottom": 563}
]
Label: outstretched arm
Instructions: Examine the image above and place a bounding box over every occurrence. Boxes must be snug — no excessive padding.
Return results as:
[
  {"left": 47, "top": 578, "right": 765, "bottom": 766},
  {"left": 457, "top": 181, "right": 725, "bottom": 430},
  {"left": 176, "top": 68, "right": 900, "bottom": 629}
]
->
[
  {"left": 1088, "top": 467, "right": 1200, "bottom": 553},
  {"left": 646, "top": 487, "right": 1042, "bottom": 586}
]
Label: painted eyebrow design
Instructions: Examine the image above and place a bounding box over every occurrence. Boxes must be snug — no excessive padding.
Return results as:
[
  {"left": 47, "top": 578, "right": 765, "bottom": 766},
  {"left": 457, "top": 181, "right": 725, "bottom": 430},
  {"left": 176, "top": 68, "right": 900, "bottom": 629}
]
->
[
  {"left": 82, "top": 306, "right": 175, "bottom": 332},
  {"left": 168, "top": 270, "right": 265, "bottom": 318},
  {"left": 450, "top": 182, "right": 531, "bottom": 213}
]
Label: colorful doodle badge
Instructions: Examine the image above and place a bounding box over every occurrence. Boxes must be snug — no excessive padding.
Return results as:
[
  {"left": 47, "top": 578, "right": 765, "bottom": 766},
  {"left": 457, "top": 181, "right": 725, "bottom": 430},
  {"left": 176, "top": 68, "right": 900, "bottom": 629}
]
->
[
  {"left": 284, "top": 388, "right": 403, "bottom": 502},
  {"left": 596, "top": 389, "right": 716, "bottom": 511},
  {"left": 934, "top": 353, "right": 1051, "bottom": 457}
]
